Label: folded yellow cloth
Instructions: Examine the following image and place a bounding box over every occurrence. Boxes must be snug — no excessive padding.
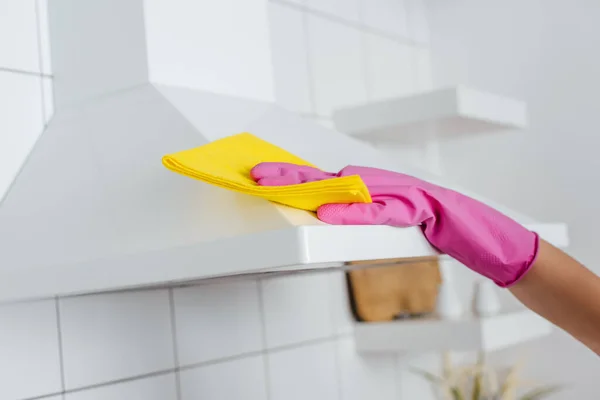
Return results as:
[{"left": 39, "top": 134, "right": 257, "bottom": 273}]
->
[{"left": 161, "top": 132, "right": 371, "bottom": 211}]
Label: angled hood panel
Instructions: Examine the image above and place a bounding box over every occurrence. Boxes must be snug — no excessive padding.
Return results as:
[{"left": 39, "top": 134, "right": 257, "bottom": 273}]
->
[{"left": 0, "top": 85, "right": 298, "bottom": 273}]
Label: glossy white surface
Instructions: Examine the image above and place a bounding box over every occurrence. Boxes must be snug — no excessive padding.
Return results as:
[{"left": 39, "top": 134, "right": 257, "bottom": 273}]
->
[
  {"left": 362, "top": 0, "right": 409, "bottom": 38},
  {"left": 268, "top": 342, "right": 338, "bottom": 400},
  {"left": 36, "top": 0, "right": 53, "bottom": 75},
  {"left": 179, "top": 356, "right": 268, "bottom": 400},
  {"left": 268, "top": 3, "right": 313, "bottom": 114},
  {"left": 261, "top": 273, "right": 334, "bottom": 348},
  {"left": 59, "top": 290, "right": 174, "bottom": 389},
  {"left": 406, "top": 0, "right": 430, "bottom": 44},
  {"left": 365, "top": 33, "right": 416, "bottom": 101},
  {"left": 0, "top": 72, "right": 45, "bottom": 201},
  {"left": 336, "top": 337, "right": 398, "bottom": 400},
  {"left": 306, "top": 0, "right": 360, "bottom": 23},
  {"left": 173, "top": 280, "right": 264, "bottom": 365},
  {"left": 307, "top": 15, "right": 367, "bottom": 116},
  {"left": 144, "top": 0, "right": 274, "bottom": 102},
  {"left": 48, "top": 0, "right": 148, "bottom": 109},
  {"left": 0, "top": 299, "right": 62, "bottom": 400},
  {"left": 0, "top": 0, "right": 41, "bottom": 72}
]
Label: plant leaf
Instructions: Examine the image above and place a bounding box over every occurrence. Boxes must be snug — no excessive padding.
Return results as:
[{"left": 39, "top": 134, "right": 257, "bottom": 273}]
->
[
  {"left": 519, "top": 385, "right": 562, "bottom": 400},
  {"left": 409, "top": 367, "right": 443, "bottom": 384},
  {"left": 472, "top": 371, "right": 482, "bottom": 400},
  {"left": 451, "top": 387, "right": 465, "bottom": 400},
  {"left": 443, "top": 352, "right": 453, "bottom": 380},
  {"left": 500, "top": 361, "right": 524, "bottom": 398}
]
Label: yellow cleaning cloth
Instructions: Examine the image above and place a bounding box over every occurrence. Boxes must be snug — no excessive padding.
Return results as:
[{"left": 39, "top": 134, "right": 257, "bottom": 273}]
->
[{"left": 161, "top": 132, "right": 371, "bottom": 211}]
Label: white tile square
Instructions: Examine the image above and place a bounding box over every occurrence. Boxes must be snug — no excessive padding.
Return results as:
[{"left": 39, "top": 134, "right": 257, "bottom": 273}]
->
[
  {"left": 180, "top": 355, "right": 268, "bottom": 400},
  {"left": 406, "top": 0, "right": 430, "bottom": 44},
  {"left": 59, "top": 290, "right": 175, "bottom": 389},
  {"left": 337, "top": 337, "right": 397, "bottom": 400},
  {"left": 261, "top": 272, "right": 334, "bottom": 348},
  {"left": 145, "top": 0, "right": 274, "bottom": 102},
  {"left": 268, "top": 3, "right": 313, "bottom": 114},
  {"left": 414, "top": 47, "right": 433, "bottom": 91},
  {"left": 36, "top": 0, "right": 53, "bottom": 74},
  {"left": 365, "top": 33, "right": 416, "bottom": 101},
  {"left": 173, "top": 280, "right": 263, "bottom": 366},
  {"left": 328, "top": 271, "right": 354, "bottom": 334},
  {"left": 268, "top": 341, "right": 338, "bottom": 400},
  {"left": 42, "top": 77, "right": 54, "bottom": 122},
  {"left": 362, "top": 0, "right": 409, "bottom": 38},
  {"left": 0, "top": 71, "right": 45, "bottom": 201},
  {"left": 0, "top": 0, "right": 41, "bottom": 72},
  {"left": 307, "top": 0, "right": 360, "bottom": 23},
  {"left": 51, "top": 0, "right": 149, "bottom": 108},
  {"left": 0, "top": 299, "right": 62, "bottom": 400},
  {"left": 307, "top": 15, "right": 367, "bottom": 116},
  {"left": 64, "top": 374, "right": 178, "bottom": 400}
]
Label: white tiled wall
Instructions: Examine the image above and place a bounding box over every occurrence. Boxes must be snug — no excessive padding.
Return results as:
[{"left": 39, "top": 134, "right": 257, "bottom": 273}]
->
[
  {"left": 59, "top": 290, "right": 175, "bottom": 389},
  {"left": 268, "top": 0, "right": 430, "bottom": 120},
  {"left": 0, "top": 0, "right": 433, "bottom": 399}
]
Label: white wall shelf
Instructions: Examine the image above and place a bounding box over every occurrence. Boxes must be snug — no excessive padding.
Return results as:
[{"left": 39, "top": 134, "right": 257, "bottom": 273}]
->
[
  {"left": 333, "top": 86, "right": 528, "bottom": 142},
  {"left": 354, "top": 308, "right": 551, "bottom": 354}
]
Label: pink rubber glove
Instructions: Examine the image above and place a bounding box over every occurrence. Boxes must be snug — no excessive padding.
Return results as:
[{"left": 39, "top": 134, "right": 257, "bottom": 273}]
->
[{"left": 251, "top": 163, "right": 539, "bottom": 288}]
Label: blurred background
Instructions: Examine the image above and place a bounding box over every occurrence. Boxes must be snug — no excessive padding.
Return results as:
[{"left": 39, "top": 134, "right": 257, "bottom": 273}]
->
[{"left": 1, "top": 0, "right": 599, "bottom": 399}]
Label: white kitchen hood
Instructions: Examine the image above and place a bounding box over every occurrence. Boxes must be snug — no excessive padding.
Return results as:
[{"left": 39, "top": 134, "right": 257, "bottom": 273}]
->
[
  {"left": 0, "top": 83, "right": 568, "bottom": 302},
  {"left": 0, "top": 0, "right": 567, "bottom": 302},
  {"left": 0, "top": 83, "right": 437, "bottom": 301}
]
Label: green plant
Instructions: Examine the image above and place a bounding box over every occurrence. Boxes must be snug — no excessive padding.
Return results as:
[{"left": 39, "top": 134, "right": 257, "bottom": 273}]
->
[{"left": 410, "top": 353, "right": 562, "bottom": 400}]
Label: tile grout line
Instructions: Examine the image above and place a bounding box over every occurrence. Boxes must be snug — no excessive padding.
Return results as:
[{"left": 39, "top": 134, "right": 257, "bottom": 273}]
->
[
  {"left": 358, "top": 0, "right": 372, "bottom": 103},
  {"left": 301, "top": 6, "right": 318, "bottom": 116},
  {"left": 178, "top": 349, "right": 265, "bottom": 373},
  {"left": 21, "top": 391, "right": 64, "bottom": 400},
  {"left": 54, "top": 297, "right": 67, "bottom": 394},
  {"left": 332, "top": 341, "right": 344, "bottom": 400},
  {"left": 327, "top": 271, "right": 344, "bottom": 400},
  {"left": 0, "top": 66, "right": 52, "bottom": 78},
  {"left": 47, "top": 266, "right": 336, "bottom": 303},
  {"left": 269, "top": 0, "right": 428, "bottom": 49},
  {"left": 403, "top": 0, "right": 413, "bottom": 42},
  {"left": 22, "top": 332, "right": 353, "bottom": 400},
  {"left": 403, "top": 0, "right": 422, "bottom": 95},
  {"left": 168, "top": 289, "right": 183, "bottom": 400},
  {"left": 60, "top": 368, "right": 178, "bottom": 398},
  {"left": 299, "top": 112, "right": 331, "bottom": 121},
  {"left": 268, "top": 333, "right": 351, "bottom": 354},
  {"left": 256, "top": 279, "right": 272, "bottom": 400},
  {"left": 33, "top": 0, "right": 48, "bottom": 126}
]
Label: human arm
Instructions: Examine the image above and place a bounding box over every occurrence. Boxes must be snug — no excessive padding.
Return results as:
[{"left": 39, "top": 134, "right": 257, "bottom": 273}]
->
[
  {"left": 251, "top": 162, "right": 600, "bottom": 354},
  {"left": 510, "top": 239, "right": 600, "bottom": 355}
]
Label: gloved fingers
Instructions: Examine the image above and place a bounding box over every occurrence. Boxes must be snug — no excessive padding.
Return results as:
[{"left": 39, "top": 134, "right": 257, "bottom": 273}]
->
[
  {"left": 251, "top": 162, "right": 336, "bottom": 186},
  {"left": 317, "top": 196, "right": 431, "bottom": 227}
]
